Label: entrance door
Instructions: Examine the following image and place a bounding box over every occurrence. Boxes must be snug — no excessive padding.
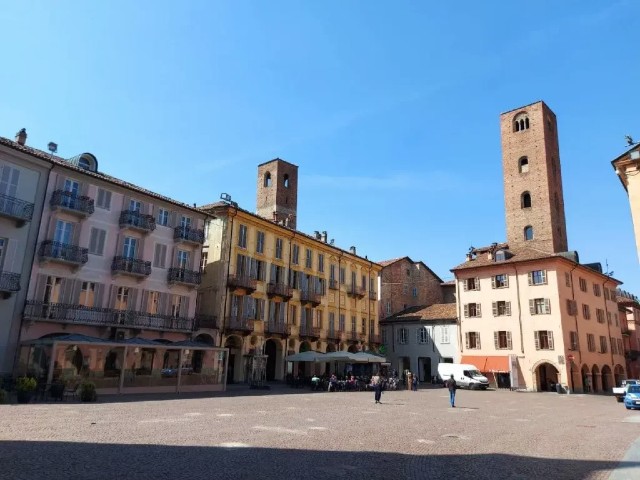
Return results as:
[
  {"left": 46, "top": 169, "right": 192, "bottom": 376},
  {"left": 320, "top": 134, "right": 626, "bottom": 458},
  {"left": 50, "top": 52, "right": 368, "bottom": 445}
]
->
[
  {"left": 265, "top": 340, "right": 276, "bottom": 381},
  {"left": 420, "top": 357, "right": 432, "bottom": 382},
  {"left": 227, "top": 354, "right": 235, "bottom": 384}
]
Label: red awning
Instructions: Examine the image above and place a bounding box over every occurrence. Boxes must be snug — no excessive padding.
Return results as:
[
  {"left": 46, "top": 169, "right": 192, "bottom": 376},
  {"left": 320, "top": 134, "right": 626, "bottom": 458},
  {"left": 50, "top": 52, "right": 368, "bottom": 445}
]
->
[{"left": 460, "top": 355, "right": 509, "bottom": 373}]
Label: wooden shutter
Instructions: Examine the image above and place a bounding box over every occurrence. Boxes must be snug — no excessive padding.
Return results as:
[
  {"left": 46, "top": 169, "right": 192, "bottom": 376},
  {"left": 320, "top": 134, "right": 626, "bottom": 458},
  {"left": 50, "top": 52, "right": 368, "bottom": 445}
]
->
[
  {"left": 491, "top": 276, "right": 496, "bottom": 289},
  {"left": 464, "top": 304, "right": 469, "bottom": 318},
  {"left": 529, "top": 299, "right": 535, "bottom": 315},
  {"left": 527, "top": 272, "right": 533, "bottom": 286},
  {"left": 97, "top": 188, "right": 105, "bottom": 208},
  {"left": 506, "top": 302, "right": 511, "bottom": 316},
  {"left": 465, "top": 332, "right": 470, "bottom": 349},
  {"left": 153, "top": 244, "right": 161, "bottom": 267},
  {"left": 140, "top": 290, "right": 149, "bottom": 313},
  {"left": 89, "top": 228, "right": 99, "bottom": 254},
  {"left": 158, "top": 292, "right": 168, "bottom": 315},
  {"left": 476, "top": 333, "right": 481, "bottom": 349},
  {"left": 504, "top": 275, "right": 509, "bottom": 288},
  {"left": 492, "top": 302, "right": 497, "bottom": 316},
  {"left": 475, "top": 277, "right": 480, "bottom": 291},
  {"left": 477, "top": 304, "right": 481, "bottom": 317},
  {"left": 97, "top": 230, "right": 106, "bottom": 255},
  {"left": 534, "top": 331, "right": 540, "bottom": 350},
  {"left": 494, "top": 331, "right": 499, "bottom": 349},
  {"left": 122, "top": 195, "right": 131, "bottom": 211},
  {"left": 72, "top": 221, "right": 81, "bottom": 245},
  {"left": 128, "top": 288, "right": 139, "bottom": 311},
  {"left": 35, "top": 274, "right": 48, "bottom": 302},
  {"left": 544, "top": 298, "right": 551, "bottom": 314},
  {"left": 270, "top": 263, "right": 276, "bottom": 283},
  {"left": 541, "top": 270, "right": 547, "bottom": 284},
  {"left": 94, "top": 283, "right": 104, "bottom": 308},
  {"left": 72, "top": 280, "right": 82, "bottom": 304},
  {"left": 108, "top": 285, "right": 118, "bottom": 308},
  {"left": 548, "top": 331, "right": 554, "bottom": 350},
  {"left": 181, "top": 296, "right": 190, "bottom": 317},
  {"left": 463, "top": 280, "right": 468, "bottom": 292},
  {"left": 506, "top": 331, "right": 512, "bottom": 349}
]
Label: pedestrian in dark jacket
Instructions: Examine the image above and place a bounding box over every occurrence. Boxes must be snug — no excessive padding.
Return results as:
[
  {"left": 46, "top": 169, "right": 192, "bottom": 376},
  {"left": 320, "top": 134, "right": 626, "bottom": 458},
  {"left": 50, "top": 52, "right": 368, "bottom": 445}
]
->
[
  {"left": 372, "top": 375, "right": 382, "bottom": 404},
  {"left": 446, "top": 374, "right": 457, "bottom": 407}
]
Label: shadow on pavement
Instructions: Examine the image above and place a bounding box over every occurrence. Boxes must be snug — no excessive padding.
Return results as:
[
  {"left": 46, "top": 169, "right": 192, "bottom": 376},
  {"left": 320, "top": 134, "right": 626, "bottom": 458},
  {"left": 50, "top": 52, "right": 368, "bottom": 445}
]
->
[{"left": 0, "top": 440, "right": 637, "bottom": 479}]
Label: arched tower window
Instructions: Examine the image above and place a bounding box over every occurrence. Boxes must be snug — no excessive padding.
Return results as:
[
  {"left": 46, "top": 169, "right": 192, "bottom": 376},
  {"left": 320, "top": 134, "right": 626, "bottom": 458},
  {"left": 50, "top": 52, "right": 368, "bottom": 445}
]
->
[
  {"left": 525, "top": 117, "right": 529, "bottom": 129},
  {"left": 283, "top": 174, "right": 289, "bottom": 188},
  {"left": 513, "top": 113, "right": 530, "bottom": 132},
  {"left": 264, "top": 172, "right": 272, "bottom": 187},
  {"left": 524, "top": 226, "right": 534, "bottom": 241},
  {"left": 521, "top": 192, "right": 532, "bottom": 209},
  {"left": 519, "top": 157, "right": 529, "bottom": 173}
]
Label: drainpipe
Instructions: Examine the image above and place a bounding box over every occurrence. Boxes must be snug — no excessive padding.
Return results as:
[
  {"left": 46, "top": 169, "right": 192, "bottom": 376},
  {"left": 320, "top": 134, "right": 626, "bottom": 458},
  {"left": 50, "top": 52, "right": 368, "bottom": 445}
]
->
[
  {"left": 455, "top": 274, "right": 462, "bottom": 358},
  {"left": 513, "top": 265, "right": 525, "bottom": 355},
  {"left": 220, "top": 205, "right": 237, "bottom": 347},
  {"left": 284, "top": 230, "right": 295, "bottom": 380}
]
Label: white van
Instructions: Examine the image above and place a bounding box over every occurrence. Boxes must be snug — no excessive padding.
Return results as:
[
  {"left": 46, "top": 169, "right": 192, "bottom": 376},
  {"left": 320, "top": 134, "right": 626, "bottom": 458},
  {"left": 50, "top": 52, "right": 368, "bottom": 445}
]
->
[{"left": 438, "top": 363, "right": 489, "bottom": 390}]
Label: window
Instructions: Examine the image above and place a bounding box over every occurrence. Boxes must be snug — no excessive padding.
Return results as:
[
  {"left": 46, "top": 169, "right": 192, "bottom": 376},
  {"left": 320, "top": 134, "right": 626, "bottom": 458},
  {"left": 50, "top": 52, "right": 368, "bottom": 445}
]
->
[
  {"left": 528, "top": 270, "right": 547, "bottom": 285},
  {"left": 283, "top": 174, "right": 289, "bottom": 188},
  {"left": 305, "top": 248, "right": 312, "bottom": 268},
  {"left": 318, "top": 254, "right": 324, "bottom": 273},
  {"left": 403, "top": 284, "right": 408, "bottom": 295},
  {"left": 492, "top": 274, "right": 508, "bottom": 289},
  {"left": 519, "top": 157, "right": 529, "bottom": 173},
  {"left": 115, "top": 286, "right": 129, "bottom": 310},
  {"left": 88, "top": 228, "right": 106, "bottom": 255},
  {"left": 361, "top": 318, "right": 366, "bottom": 334},
  {"left": 171, "top": 295, "right": 183, "bottom": 318},
  {"left": 361, "top": 274, "right": 366, "bottom": 289},
  {"left": 381, "top": 329, "right": 388, "bottom": 345},
  {"left": 256, "top": 231, "right": 265, "bottom": 254},
  {"left": 599, "top": 336, "right": 608, "bottom": 353},
  {"left": 607, "top": 311, "right": 612, "bottom": 324},
  {"left": 275, "top": 238, "right": 283, "bottom": 259},
  {"left": 123, "top": 236, "right": 138, "bottom": 258},
  {"left": 417, "top": 326, "right": 430, "bottom": 344},
  {"left": 153, "top": 243, "right": 167, "bottom": 268},
  {"left": 339, "top": 267, "right": 345, "bottom": 284},
  {"left": 494, "top": 331, "right": 512, "bottom": 350},
  {"left": 604, "top": 288, "right": 610, "bottom": 301},
  {"left": 465, "top": 332, "right": 481, "bottom": 349},
  {"left": 565, "top": 272, "right": 572, "bottom": 287},
  {"left": 129, "top": 199, "right": 142, "bottom": 212},
  {"left": 596, "top": 308, "right": 605, "bottom": 324},
  {"left": 385, "top": 301, "right": 391, "bottom": 315},
  {"left": 351, "top": 316, "right": 356, "bottom": 334},
  {"left": 611, "top": 288, "right": 618, "bottom": 300},
  {"left": 146, "top": 291, "right": 160, "bottom": 314},
  {"left": 569, "top": 331, "right": 579, "bottom": 351},
  {"left": 530, "top": 298, "right": 551, "bottom": 315},
  {"left": 0, "top": 238, "right": 6, "bottom": 269},
  {"left": 339, "top": 314, "right": 345, "bottom": 332},
  {"left": 566, "top": 299, "right": 577, "bottom": 315},
  {"left": 369, "top": 319, "right": 375, "bottom": 335},
  {"left": 534, "top": 331, "right": 554, "bottom": 350},
  {"left": 43, "top": 275, "right": 62, "bottom": 303},
  {"left": 524, "top": 226, "right": 534, "bottom": 241},
  {"left": 96, "top": 188, "right": 112, "bottom": 210},
  {"left": 264, "top": 172, "right": 271, "bottom": 187},
  {"left": 492, "top": 301, "right": 511, "bottom": 316},
  {"left": 292, "top": 244, "right": 299, "bottom": 265},
  {"left": 317, "top": 310, "right": 324, "bottom": 329},
  {"left": 582, "top": 304, "right": 591, "bottom": 320},
  {"left": 464, "top": 277, "right": 480, "bottom": 291},
  {"left": 587, "top": 334, "right": 596, "bottom": 352},
  {"left": 177, "top": 250, "right": 189, "bottom": 269},
  {"left": 521, "top": 192, "right": 532, "bottom": 208},
  {"left": 412, "top": 287, "right": 418, "bottom": 298},
  {"left": 200, "top": 251, "right": 208, "bottom": 271},
  {"left": 593, "top": 284, "right": 601, "bottom": 297},
  {"left": 579, "top": 278, "right": 587, "bottom": 292},
  {"left": 398, "top": 328, "right": 408, "bottom": 345},
  {"left": 79, "top": 282, "right": 96, "bottom": 307},
  {"left": 238, "top": 225, "right": 247, "bottom": 248},
  {"left": 611, "top": 337, "right": 618, "bottom": 355},
  {"left": 157, "top": 208, "right": 169, "bottom": 226},
  {"left": 615, "top": 313, "right": 619, "bottom": 326},
  {"left": 495, "top": 250, "right": 506, "bottom": 262},
  {"left": 54, "top": 219, "right": 74, "bottom": 245},
  {"left": 290, "top": 305, "right": 298, "bottom": 325},
  {"left": 464, "top": 303, "right": 481, "bottom": 318},
  {"left": 514, "top": 115, "right": 530, "bottom": 132},
  {"left": 441, "top": 327, "right": 450, "bottom": 344},
  {"left": 618, "top": 339, "right": 624, "bottom": 355}
]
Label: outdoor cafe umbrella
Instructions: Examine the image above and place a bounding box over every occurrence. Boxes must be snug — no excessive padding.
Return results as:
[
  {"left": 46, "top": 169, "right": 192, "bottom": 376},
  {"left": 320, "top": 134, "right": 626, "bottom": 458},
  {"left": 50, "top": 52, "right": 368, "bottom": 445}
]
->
[
  {"left": 351, "top": 352, "right": 387, "bottom": 363},
  {"left": 323, "top": 351, "right": 359, "bottom": 362},
  {"left": 285, "top": 351, "right": 326, "bottom": 362}
]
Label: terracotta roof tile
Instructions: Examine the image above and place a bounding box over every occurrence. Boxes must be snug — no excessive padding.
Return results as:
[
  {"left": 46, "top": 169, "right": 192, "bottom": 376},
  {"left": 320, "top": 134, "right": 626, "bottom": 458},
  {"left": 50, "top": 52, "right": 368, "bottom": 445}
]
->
[
  {"left": 451, "top": 245, "right": 557, "bottom": 271},
  {"left": 381, "top": 303, "right": 457, "bottom": 324},
  {"left": 378, "top": 257, "right": 406, "bottom": 267}
]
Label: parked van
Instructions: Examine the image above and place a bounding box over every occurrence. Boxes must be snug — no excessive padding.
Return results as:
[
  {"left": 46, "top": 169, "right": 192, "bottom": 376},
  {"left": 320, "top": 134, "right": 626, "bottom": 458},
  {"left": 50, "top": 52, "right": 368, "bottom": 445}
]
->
[{"left": 437, "top": 363, "right": 490, "bottom": 390}]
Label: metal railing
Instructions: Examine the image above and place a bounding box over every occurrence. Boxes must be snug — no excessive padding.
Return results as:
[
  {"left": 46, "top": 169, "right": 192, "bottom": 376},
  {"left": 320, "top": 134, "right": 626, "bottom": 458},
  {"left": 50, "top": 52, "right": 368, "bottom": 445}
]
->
[
  {"left": 50, "top": 190, "right": 95, "bottom": 215},
  {"left": 328, "top": 279, "right": 338, "bottom": 290},
  {"left": 265, "top": 321, "right": 289, "bottom": 335},
  {"left": 227, "top": 274, "right": 257, "bottom": 291},
  {"left": 226, "top": 316, "right": 253, "bottom": 332},
  {"left": 300, "top": 290, "right": 322, "bottom": 305},
  {"left": 0, "top": 193, "right": 34, "bottom": 222},
  {"left": 299, "top": 323, "right": 321, "bottom": 338},
  {"left": 173, "top": 226, "right": 205, "bottom": 244},
  {"left": 326, "top": 328, "right": 342, "bottom": 340},
  {"left": 267, "top": 282, "right": 292, "bottom": 298},
  {"left": 369, "top": 291, "right": 377, "bottom": 300},
  {"left": 0, "top": 271, "right": 20, "bottom": 292},
  {"left": 194, "top": 315, "right": 218, "bottom": 330},
  {"left": 369, "top": 333, "right": 381, "bottom": 344},
  {"left": 38, "top": 241, "right": 88, "bottom": 265},
  {"left": 111, "top": 256, "right": 152, "bottom": 276},
  {"left": 347, "top": 285, "right": 366, "bottom": 298},
  {"left": 168, "top": 267, "right": 201, "bottom": 285},
  {"left": 119, "top": 210, "right": 156, "bottom": 232}
]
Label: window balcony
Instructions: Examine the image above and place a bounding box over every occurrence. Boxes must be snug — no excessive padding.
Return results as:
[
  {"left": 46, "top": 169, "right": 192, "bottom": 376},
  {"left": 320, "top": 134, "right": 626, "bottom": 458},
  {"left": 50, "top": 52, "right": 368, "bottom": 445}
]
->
[
  {"left": 23, "top": 301, "right": 194, "bottom": 332},
  {"left": 326, "top": 329, "right": 343, "bottom": 341},
  {"left": 300, "top": 290, "right": 322, "bottom": 307},
  {"left": 227, "top": 274, "right": 257, "bottom": 293},
  {"left": 119, "top": 210, "right": 156, "bottom": 233},
  {"left": 265, "top": 321, "right": 290, "bottom": 336},
  {"left": 225, "top": 316, "right": 254, "bottom": 333},
  {"left": 38, "top": 241, "right": 88, "bottom": 267},
  {"left": 328, "top": 279, "right": 339, "bottom": 290},
  {"left": 369, "top": 333, "right": 381, "bottom": 344},
  {"left": 167, "top": 267, "right": 201, "bottom": 287},
  {"left": 350, "top": 331, "right": 364, "bottom": 342},
  {"left": 346, "top": 285, "right": 366, "bottom": 299},
  {"left": 299, "top": 323, "right": 321, "bottom": 339},
  {"left": 194, "top": 314, "right": 218, "bottom": 330},
  {"left": 173, "top": 226, "right": 205, "bottom": 245},
  {"left": 369, "top": 291, "right": 377, "bottom": 301},
  {"left": 0, "top": 193, "right": 34, "bottom": 227},
  {"left": 111, "top": 256, "right": 152, "bottom": 278},
  {"left": 267, "top": 282, "right": 293, "bottom": 300},
  {"left": 50, "top": 190, "right": 94, "bottom": 218},
  {"left": 0, "top": 271, "right": 20, "bottom": 298}
]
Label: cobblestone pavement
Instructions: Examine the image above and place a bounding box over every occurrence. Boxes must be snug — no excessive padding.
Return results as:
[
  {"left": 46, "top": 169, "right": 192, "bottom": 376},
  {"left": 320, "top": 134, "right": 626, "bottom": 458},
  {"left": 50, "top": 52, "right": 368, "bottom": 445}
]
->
[{"left": 1, "top": 386, "right": 639, "bottom": 480}]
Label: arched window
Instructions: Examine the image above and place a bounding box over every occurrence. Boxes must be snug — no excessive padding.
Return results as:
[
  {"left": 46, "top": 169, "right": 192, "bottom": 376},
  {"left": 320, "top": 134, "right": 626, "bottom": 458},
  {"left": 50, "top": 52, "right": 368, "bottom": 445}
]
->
[
  {"left": 495, "top": 250, "right": 506, "bottom": 262},
  {"left": 283, "top": 174, "right": 289, "bottom": 188},
  {"left": 515, "top": 122, "right": 520, "bottom": 132},
  {"left": 519, "top": 119, "right": 525, "bottom": 131},
  {"left": 513, "top": 113, "right": 530, "bottom": 132},
  {"left": 524, "top": 226, "right": 534, "bottom": 241},
  {"left": 525, "top": 118, "right": 529, "bottom": 129},
  {"left": 78, "top": 157, "right": 91, "bottom": 170},
  {"left": 521, "top": 192, "right": 532, "bottom": 208},
  {"left": 519, "top": 157, "right": 529, "bottom": 173},
  {"left": 264, "top": 172, "right": 272, "bottom": 187}
]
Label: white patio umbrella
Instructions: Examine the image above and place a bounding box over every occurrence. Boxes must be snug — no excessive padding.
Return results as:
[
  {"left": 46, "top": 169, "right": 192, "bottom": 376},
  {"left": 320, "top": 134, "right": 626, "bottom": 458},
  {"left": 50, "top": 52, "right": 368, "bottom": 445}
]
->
[
  {"left": 285, "top": 351, "right": 326, "bottom": 362},
  {"left": 323, "top": 351, "right": 359, "bottom": 362},
  {"left": 351, "top": 352, "right": 387, "bottom": 363}
]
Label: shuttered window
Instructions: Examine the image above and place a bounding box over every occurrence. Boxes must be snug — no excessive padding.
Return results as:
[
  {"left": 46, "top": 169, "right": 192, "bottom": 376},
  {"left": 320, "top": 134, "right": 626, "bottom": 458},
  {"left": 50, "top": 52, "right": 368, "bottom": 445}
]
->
[
  {"left": 529, "top": 298, "right": 551, "bottom": 315},
  {"left": 569, "top": 331, "right": 579, "bottom": 350},
  {"left": 528, "top": 270, "right": 547, "bottom": 285},
  {"left": 153, "top": 244, "right": 167, "bottom": 268},
  {"left": 492, "top": 301, "right": 511, "bottom": 316},
  {"left": 96, "top": 188, "right": 112, "bottom": 210},
  {"left": 494, "top": 331, "right": 512, "bottom": 350},
  {"left": 534, "top": 331, "right": 554, "bottom": 350},
  {"left": 465, "top": 332, "right": 481, "bottom": 349},
  {"left": 88, "top": 228, "right": 106, "bottom": 255}
]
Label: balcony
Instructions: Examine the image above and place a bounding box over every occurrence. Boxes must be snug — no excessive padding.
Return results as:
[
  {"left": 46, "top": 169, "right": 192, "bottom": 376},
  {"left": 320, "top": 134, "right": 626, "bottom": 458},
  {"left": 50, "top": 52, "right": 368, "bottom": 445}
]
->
[
  {"left": 225, "top": 316, "right": 254, "bottom": 333},
  {"left": 174, "top": 226, "right": 205, "bottom": 245},
  {"left": 265, "top": 321, "right": 290, "bottom": 336},
  {"left": 168, "top": 267, "right": 201, "bottom": 287},
  {"left": 299, "top": 323, "right": 321, "bottom": 339},
  {"left": 0, "top": 193, "right": 34, "bottom": 227},
  {"left": 346, "top": 285, "right": 366, "bottom": 299},
  {"left": 38, "top": 241, "right": 88, "bottom": 267},
  {"left": 369, "top": 333, "right": 382, "bottom": 344},
  {"left": 111, "top": 256, "right": 152, "bottom": 278},
  {"left": 300, "top": 290, "right": 322, "bottom": 307},
  {"left": 326, "top": 329, "right": 343, "bottom": 341},
  {"left": 50, "top": 190, "right": 94, "bottom": 218},
  {"left": 194, "top": 314, "right": 218, "bottom": 330},
  {"left": 267, "top": 282, "right": 293, "bottom": 300},
  {"left": 23, "top": 301, "right": 195, "bottom": 332},
  {"left": 328, "top": 279, "right": 339, "bottom": 290},
  {"left": 227, "top": 274, "right": 257, "bottom": 293},
  {"left": 0, "top": 271, "right": 20, "bottom": 297},
  {"left": 350, "top": 331, "right": 364, "bottom": 342},
  {"left": 369, "top": 291, "right": 377, "bottom": 301},
  {"left": 119, "top": 210, "right": 156, "bottom": 233}
]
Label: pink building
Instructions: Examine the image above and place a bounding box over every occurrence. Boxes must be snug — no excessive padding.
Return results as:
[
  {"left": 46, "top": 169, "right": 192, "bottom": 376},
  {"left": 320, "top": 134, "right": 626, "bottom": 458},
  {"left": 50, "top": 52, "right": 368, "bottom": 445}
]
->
[{"left": 617, "top": 290, "right": 640, "bottom": 379}]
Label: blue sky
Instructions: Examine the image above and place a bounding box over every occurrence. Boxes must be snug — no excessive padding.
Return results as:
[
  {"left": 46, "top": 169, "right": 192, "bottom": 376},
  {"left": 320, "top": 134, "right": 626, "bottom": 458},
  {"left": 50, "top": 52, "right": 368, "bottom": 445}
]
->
[{"left": 1, "top": 1, "right": 639, "bottom": 291}]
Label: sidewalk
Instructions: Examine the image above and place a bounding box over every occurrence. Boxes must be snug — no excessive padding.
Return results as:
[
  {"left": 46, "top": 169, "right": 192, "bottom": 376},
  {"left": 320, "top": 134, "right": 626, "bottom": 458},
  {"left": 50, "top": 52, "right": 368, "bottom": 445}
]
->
[{"left": 609, "top": 434, "right": 640, "bottom": 479}]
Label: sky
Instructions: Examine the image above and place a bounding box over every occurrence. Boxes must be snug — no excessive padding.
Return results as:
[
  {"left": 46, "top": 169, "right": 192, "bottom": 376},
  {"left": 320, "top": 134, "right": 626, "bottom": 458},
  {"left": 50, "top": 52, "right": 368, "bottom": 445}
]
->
[{"left": 1, "top": 1, "right": 639, "bottom": 291}]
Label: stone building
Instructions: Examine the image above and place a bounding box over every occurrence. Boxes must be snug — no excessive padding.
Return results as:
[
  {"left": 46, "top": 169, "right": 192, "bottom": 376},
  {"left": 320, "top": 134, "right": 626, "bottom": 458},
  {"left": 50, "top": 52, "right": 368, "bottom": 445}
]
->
[
  {"left": 198, "top": 158, "right": 382, "bottom": 383},
  {"left": 611, "top": 143, "right": 640, "bottom": 262}
]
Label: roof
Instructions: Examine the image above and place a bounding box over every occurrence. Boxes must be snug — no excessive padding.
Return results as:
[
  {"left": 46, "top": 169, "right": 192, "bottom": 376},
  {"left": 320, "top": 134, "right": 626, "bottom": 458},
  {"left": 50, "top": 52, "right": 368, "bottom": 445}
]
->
[
  {"left": 380, "top": 303, "right": 457, "bottom": 324},
  {"left": 500, "top": 100, "right": 549, "bottom": 116},
  {"left": 378, "top": 257, "right": 405, "bottom": 267},
  {"left": 0, "top": 136, "right": 206, "bottom": 215},
  {"left": 257, "top": 157, "right": 299, "bottom": 168},
  {"left": 200, "top": 201, "right": 382, "bottom": 267},
  {"left": 377, "top": 256, "right": 444, "bottom": 282},
  {"left": 440, "top": 280, "right": 455, "bottom": 286}
]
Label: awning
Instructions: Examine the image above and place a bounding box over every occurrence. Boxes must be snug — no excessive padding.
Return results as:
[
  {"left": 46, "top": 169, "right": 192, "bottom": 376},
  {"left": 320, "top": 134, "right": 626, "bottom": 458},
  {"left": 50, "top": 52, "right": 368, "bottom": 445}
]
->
[{"left": 460, "top": 355, "right": 509, "bottom": 373}]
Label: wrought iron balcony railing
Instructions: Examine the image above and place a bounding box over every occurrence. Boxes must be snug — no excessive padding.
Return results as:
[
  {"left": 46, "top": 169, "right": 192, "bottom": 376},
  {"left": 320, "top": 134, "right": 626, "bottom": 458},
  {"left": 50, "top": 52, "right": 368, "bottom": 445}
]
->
[
  {"left": 111, "top": 256, "right": 152, "bottom": 277},
  {"left": 0, "top": 271, "right": 20, "bottom": 293},
  {"left": 119, "top": 210, "right": 156, "bottom": 233},
  {"left": 0, "top": 193, "right": 34, "bottom": 225},
  {"left": 346, "top": 285, "right": 366, "bottom": 298},
  {"left": 299, "top": 323, "right": 321, "bottom": 338},
  {"left": 23, "top": 301, "right": 194, "bottom": 332},
  {"left": 173, "top": 226, "right": 205, "bottom": 245},
  {"left": 168, "top": 267, "right": 201, "bottom": 286},
  {"left": 227, "top": 274, "right": 257, "bottom": 292},
  {"left": 369, "top": 333, "right": 382, "bottom": 344},
  {"left": 267, "top": 282, "right": 293, "bottom": 299},
  {"left": 369, "top": 291, "right": 377, "bottom": 300},
  {"left": 50, "top": 190, "right": 94, "bottom": 216},
  {"left": 194, "top": 314, "right": 218, "bottom": 330},
  {"left": 350, "top": 330, "right": 364, "bottom": 341},
  {"left": 38, "top": 241, "right": 88, "bottom": 266},
  {"left": 326, "top": 328, "right": 343, "bottom": 341},
  {"left": 265, "top": 321, "right": 290, "bottom": 335},
  {"left": 300, "top": 290, "right": 322, "bottom": 306},
  {"left": 328, "top": 279, "right": 339, "bottom": 290},
  {"left": 225, "top": 316, "right": 254, "bottom": 332}
]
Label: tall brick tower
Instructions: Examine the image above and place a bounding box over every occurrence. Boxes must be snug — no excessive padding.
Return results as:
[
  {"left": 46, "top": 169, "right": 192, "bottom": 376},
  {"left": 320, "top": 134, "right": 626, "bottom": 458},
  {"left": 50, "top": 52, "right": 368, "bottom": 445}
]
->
[
  {"left": 500, "top": 101, "right": 568, "bottom": 253},
  {"left": 256, "top": 158, "right": 298, "bottom": 229}
]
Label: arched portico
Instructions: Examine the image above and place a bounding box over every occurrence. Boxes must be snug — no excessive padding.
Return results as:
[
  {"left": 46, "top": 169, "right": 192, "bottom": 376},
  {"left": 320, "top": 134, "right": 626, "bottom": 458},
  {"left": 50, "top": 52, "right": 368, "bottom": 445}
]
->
[
  {"left": 265, "top": 338, "right": 284, "bottom": 381},
  {"left": 533, "top": 361, "right": 559, "bottom": 392},
  {"left": 601, "top": 365, "right": 612, "bottom": 392},
  {"left": 224, "top": 335, "right": 244, "bottom": 383}
]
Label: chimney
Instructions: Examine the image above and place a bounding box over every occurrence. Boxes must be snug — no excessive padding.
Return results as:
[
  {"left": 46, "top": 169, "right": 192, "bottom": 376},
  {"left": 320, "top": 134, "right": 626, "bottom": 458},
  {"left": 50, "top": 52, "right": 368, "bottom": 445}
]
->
[
  {"left": 466, "top": 253, "right": 473, "bottom": 261},
  {"left": 349, "top": 246, "right": 356, "bottom": 255},
  {"left": 321, "top": 231, "right": 328, "bottom": 243},
  {"left": 15, "top": 128, "right": 27, "bottom": 146},
  {"left": 314, "top": 231, "right": 321, "bottom": 240}
]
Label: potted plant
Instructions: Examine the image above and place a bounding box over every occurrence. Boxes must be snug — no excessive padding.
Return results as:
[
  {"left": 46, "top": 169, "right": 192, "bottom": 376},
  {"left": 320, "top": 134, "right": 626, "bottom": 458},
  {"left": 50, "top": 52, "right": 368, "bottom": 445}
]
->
[
  {"left": 80, "top": 381, "right": 97, "bottom": 402},
  {"left": 15, "top": 376, "right": 37, "bottom": 403}
]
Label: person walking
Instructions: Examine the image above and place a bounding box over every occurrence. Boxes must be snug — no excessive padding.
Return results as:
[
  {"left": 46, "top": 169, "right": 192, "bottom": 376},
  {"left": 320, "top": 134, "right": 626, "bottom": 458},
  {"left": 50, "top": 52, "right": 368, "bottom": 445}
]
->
[
  {"left": 446, "top": 374, "right": 457, "bottom": 407},
  {"left": 372, "top": 374, "right": 382, "bottom": 404},
  {"left": 412, "top": 374, "right": 418, "bottom": 392}
]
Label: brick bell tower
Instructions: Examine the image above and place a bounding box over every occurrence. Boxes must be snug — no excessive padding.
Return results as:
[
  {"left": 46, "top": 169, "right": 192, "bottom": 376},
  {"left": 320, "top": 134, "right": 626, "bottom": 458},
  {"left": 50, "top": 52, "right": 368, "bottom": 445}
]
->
[
  {"left": 500, "top": 101, "right": 568, "bottom": 253},
  {"left": 256, "top": 158, "right": 299, "bottom": 229}
]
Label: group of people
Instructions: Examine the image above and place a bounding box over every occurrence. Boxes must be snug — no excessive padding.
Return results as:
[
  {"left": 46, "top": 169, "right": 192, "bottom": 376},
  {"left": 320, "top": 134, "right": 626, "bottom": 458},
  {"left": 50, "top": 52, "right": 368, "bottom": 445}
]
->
[{"left": 370, "top": 372, "right": 459, "bottom": 407}]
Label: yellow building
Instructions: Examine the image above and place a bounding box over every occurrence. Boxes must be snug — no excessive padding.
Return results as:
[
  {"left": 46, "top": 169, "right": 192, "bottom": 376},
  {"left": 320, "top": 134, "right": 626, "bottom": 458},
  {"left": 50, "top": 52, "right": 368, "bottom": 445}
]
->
[
  {"left": 198, "top": 158, "right": 381, "bottom": 383},
  {"left": 612, "top": 143, "right": 640, "bottom": 262}
]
